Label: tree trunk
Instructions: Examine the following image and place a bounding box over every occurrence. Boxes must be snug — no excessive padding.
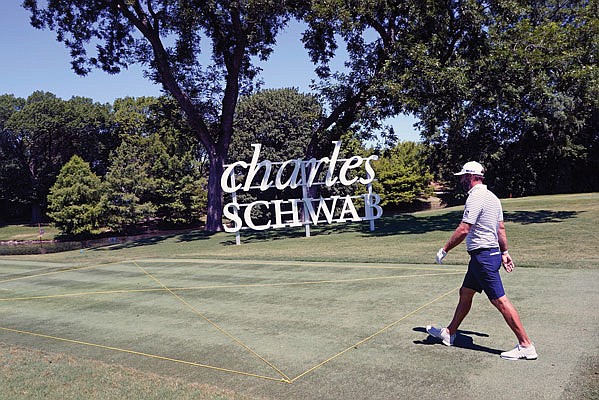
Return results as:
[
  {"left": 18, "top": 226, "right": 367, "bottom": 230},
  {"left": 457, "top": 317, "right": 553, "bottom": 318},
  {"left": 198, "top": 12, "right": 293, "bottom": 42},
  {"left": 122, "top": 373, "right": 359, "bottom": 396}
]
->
[
  {"left": 30, "top": 203, "right": 42, "bottom": 225},
  {"left": 205, "top": 152, "right": 225, "bottom": 232}
]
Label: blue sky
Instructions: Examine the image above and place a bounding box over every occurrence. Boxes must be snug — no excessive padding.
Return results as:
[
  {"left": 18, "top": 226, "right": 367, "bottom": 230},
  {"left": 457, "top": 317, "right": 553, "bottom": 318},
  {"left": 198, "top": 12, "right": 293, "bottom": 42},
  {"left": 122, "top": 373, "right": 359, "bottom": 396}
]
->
[{"left": 0, "top": 2, "right": 420, "bottom": 142}]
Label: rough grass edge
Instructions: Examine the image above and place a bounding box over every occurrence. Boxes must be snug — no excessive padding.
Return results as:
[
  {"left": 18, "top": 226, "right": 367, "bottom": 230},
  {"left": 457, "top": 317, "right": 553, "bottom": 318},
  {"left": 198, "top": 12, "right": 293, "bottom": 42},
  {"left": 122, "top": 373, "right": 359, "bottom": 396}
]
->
[
  {"left": 560, "top": 354, "right": 599, "bottom": 400},
  {"left": 0, "top": 341, "right": 261, "bottom": 400}
]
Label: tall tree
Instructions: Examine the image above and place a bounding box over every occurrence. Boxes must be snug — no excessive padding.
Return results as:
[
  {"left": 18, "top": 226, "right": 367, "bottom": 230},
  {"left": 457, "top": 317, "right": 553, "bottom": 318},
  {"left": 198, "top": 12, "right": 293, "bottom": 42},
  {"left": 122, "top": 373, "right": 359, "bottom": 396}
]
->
[
  {"left": 109, "top": 96, "right": 208, "bottom": 227},
  {"left": 229, "top": 88, "right": 322, "bottom": 222},
  {"left": 296, "top": 0, "right": 493, "bottom": 178},
  {"left": 24, "top": 0, "right": 293, "bottom": 231},
  {"left": 103, "top": 135, "right": 207, "bottom": 232},
  {"left": 102, "top": 135, "right": 162, "bottom": 233},
  {"left": 299, "top": 1, "right": 597, "bottom": 196},
  {"left": 230, "top": 88, "right": 321, "bottom": 162},
  {"left": 0, "top": 94, "right": 28, "bottom": 222},
  {"left": 403, "top": 0, "right": 598, "bottom": 195},
  {"left": 3, "top": 92, "right": 114, "bottom": 223},
  {"left": 102, "top": 125, "right": 207, "bottom": 232}
]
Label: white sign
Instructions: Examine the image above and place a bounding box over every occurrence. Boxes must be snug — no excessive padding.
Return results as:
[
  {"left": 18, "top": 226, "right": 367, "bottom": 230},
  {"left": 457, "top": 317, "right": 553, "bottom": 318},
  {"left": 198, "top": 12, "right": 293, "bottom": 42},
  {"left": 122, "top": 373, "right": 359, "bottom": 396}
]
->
[{"left": 221, "top": 141, "right": 383, "bottom": 242}]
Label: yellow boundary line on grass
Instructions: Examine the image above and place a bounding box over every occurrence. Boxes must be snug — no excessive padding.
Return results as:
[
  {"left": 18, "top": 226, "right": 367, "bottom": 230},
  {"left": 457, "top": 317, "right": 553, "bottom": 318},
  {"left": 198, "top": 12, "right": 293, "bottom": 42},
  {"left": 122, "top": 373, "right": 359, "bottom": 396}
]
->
[
  {"left": 131, "top": 261, "right": 291, "bottom": 383},
  {"left": 289, "top": 286, "right": 460, "bottom": 383},
  {"left": 0, "top": 271, "right": 464, "bottom": 302},
  {"left": 0, "top": 285, "right": 459, "bottom": 384},
  {"left": 0, "top": 258, "right": 465, "bottom": 286},
  {"left": 0, "top": 261, "right": 126, "bottom": 284},
  {"left": 0, "top": 258, "right": 463, "bottom": 384},
  {"left": 136, "top": 258, "right": 465, "bottom": 272},
  {"left": 0, "top": 326, "right": 285, "bottom": 383}
]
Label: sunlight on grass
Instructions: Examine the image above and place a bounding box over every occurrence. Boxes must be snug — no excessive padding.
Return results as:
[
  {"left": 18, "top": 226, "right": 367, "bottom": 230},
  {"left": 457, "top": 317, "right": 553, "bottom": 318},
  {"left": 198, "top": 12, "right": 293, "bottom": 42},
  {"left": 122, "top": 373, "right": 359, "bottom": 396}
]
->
[{"left": 2, "top": 193, "right": 597, "bottom": 269}]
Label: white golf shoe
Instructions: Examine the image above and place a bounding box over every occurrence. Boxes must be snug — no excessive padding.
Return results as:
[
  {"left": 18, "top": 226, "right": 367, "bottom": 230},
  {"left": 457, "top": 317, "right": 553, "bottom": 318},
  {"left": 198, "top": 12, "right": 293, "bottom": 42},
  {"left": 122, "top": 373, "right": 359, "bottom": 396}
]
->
[
  {"left": 500, "top": 344, "right": 538, "bottom": 360},
  {"left": 426, "top": 325, "right": 455, "bottom": 346}
]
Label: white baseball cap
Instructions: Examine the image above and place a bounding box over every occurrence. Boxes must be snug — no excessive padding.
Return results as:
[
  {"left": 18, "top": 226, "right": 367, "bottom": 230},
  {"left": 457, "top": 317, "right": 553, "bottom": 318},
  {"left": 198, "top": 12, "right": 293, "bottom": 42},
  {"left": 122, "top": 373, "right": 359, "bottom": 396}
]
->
[{"left": 454, "top": 161, "right": 485, "bottom": 176}]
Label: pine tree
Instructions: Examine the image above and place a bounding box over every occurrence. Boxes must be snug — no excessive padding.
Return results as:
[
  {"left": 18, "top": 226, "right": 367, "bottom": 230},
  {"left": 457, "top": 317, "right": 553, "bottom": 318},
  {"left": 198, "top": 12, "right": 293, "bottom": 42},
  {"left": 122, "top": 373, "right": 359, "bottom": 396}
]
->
[
  {"left": 373, "top": 142, "right": 433, "bottom": 209},
  {"left": 47, "top": 155, "right": 104, "bottom": 236}
]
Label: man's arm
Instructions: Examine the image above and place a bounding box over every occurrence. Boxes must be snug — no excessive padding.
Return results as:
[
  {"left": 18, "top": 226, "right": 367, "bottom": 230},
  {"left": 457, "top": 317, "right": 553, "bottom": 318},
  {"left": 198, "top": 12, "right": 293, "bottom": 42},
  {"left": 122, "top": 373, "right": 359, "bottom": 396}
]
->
[
  {"left": 443, "top": 221, "right": 471, "bottom": 252},
  {"left": 498, "top": 221, "right": 515, "bottom": 272},
  {"left": 498, "top": 220, "right": 509, "bottom": 252},
  {"left": 436, "top": 222, "right": 471, "bottom": 264}
]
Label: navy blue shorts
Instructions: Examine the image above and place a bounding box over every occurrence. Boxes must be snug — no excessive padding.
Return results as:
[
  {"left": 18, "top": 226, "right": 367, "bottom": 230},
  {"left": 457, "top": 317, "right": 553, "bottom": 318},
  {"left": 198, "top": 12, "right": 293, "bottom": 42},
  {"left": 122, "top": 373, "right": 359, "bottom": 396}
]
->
[{"left": 463, "top": 248, "right": 505, "bottom": 300}]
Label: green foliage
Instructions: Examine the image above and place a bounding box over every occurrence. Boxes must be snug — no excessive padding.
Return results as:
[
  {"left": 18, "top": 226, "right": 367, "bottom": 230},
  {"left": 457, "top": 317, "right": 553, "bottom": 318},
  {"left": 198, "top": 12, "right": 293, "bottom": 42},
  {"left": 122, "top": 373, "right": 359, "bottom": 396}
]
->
[
  {"left": 151, "top": 147, "right": 207, "bottom": 227},
  {"left": 1, "top": 92, "right": 116, "bottom": 222},
  {"left": 101, "top": 97, "right": 207, "bottom": 232},
  {"left": 229, "top": 89, "right": 322, "bottom": 221},
  {"left": 24, "top": 0, "right": 296, "bottom": 231},
  {"left": 0, "top": 94, "right": 28, "bottom": 222},
  {"left": 298, "top": 0, "right": 497, "bottom": 147},
  {"left": 408, "top": 0, "right": 598, "bottom": 196},
  {"left": 101, "top": 136, "right": 160, "bottom": 232},
  {"left": 230, "top": 88, "right": 322, "bottom": 163},
  {"left": 112, "top": 97, "right": 160, "bottom": 138},
  {"left": 1, "top": 92, "right": 208, "bottom": 233},
  {"left": 372, "top": 142, "right": 433, "bottom": 208},
  {"left": 298, "top": 0, "right": 597, "bottom": 197},
  {"left": 11, "top": 0, "right": 596, "bottom": 234},
  {"left": 102, "top": 133, "right": 206, "bottom": 233},
  {"left": 47, "top": 155, "right": 103, "bottom": 236}
]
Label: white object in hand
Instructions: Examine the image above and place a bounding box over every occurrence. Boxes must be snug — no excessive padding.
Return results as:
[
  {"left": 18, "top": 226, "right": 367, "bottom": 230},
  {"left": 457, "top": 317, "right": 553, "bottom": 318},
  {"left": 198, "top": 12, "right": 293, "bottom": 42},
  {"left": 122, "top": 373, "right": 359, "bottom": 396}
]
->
[{"left": 436, "top": 248, "right": 447, "bottom": 264}]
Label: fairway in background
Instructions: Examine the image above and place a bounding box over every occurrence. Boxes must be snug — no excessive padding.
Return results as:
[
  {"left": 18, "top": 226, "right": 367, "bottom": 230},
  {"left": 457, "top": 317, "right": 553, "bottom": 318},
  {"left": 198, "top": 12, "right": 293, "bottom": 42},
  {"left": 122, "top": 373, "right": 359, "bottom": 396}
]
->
[{"left": 1, "top": 193, "right": 598, "bottom": 269}]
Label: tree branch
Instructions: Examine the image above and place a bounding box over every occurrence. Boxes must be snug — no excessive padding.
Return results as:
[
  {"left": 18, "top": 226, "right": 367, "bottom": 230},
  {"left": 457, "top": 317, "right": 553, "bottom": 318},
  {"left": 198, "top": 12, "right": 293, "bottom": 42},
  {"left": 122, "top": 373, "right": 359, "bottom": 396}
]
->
[
  {"left": 219, "top": 6, "right": 246, "bottom": 151},
  {"left": 114, "top": 0, "right": 214, "bottom": 152}
]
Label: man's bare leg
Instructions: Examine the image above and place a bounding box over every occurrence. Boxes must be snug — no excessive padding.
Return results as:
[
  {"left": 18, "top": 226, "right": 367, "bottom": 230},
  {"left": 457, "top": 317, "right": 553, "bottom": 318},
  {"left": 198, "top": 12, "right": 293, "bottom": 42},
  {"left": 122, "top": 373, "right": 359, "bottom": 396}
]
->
[
  {"left": 491, "top": 295, "right": 533, "bottom": 347},
  {"left": 446, "top": 286, "right": 476, "bottom": 335}
]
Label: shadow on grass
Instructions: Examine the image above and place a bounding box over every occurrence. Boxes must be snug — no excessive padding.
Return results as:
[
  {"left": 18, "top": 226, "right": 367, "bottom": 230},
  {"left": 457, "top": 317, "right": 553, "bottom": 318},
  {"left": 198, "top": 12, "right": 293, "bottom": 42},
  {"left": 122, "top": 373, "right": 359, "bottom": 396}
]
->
[
  {"left": 412, "top": 326, "right": 502, "bottom": 355},
  {"left": 219, "top": 228, "right": 308, "bottom": 245},
  {"left": 505, "top": 210, "right": 580, "bottom": 224},
  {"left": 91, "top": 230, "right": 216, "bottom": 251},
  {"left": 220, "top": 211, "right": 465, "bottom": 245},
  {"left": 90, "top": 209, "right": 581, "bottom": 249},
  {"left": 369, "top": 212, "right": 463, "bottom": 236}
]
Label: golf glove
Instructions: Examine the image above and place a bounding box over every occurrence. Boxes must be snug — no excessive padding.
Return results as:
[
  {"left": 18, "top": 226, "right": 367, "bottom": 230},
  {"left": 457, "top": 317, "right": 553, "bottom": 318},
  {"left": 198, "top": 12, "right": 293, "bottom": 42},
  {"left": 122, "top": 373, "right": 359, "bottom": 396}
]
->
[{"left": 435, "top": 248, "right": 447, "bottom": 264}]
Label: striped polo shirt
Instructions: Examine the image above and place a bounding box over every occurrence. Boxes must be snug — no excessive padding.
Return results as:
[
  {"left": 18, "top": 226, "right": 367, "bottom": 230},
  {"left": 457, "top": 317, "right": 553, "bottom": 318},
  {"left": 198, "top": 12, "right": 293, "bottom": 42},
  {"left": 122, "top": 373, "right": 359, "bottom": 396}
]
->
[{"left": 462, "top": 184, "right": 503, "bottom": 252}]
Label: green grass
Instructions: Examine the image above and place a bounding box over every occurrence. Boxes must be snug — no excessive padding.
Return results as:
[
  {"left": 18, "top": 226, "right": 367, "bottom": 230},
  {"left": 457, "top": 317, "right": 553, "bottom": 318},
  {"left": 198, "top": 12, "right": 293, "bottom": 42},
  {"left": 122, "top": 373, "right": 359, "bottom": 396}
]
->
[
  {"left": 6, "top": 192, "right": 596, "bottom": 268},
  {"left": 0, "top": 193, "right": 597, "bottom": 399},
  {"left": 0, "top": 224, "right": 59, "bottom": 242},
  {"left": 0, "top": 342, "right": 254, "bottom": 400}
]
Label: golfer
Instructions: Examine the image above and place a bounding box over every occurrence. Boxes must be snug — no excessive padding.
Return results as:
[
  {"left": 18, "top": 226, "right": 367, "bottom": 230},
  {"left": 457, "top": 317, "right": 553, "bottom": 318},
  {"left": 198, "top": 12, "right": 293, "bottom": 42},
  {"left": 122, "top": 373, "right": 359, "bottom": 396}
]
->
[{"left": 426, "top": 161, "right": 537, "bottom": 360}]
